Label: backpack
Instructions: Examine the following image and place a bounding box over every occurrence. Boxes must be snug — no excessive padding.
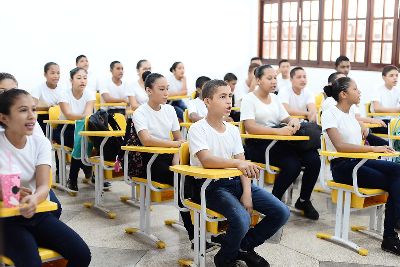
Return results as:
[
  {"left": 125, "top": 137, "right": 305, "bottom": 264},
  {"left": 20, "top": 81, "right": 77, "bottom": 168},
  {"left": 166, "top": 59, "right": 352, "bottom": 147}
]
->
[
  {"left": 292, "top": 121, "right": 322, "bottom": 151},
  {"left": 392, "top": 119, "right": 400, "bottom": 163},
  {"left": 87, "top": 110, "right": 124, "bottom": 162}
]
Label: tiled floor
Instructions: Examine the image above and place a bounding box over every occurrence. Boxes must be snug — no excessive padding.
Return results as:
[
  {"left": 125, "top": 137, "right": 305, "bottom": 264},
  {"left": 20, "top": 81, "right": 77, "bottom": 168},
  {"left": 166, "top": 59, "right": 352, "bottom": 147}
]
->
[{"left": 55, "top": 178, "right": 400, "bottom": 267}]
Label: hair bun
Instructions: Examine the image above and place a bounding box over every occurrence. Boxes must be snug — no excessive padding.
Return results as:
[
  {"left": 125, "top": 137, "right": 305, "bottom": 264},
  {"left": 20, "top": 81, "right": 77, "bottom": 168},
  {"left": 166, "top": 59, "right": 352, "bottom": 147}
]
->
[
  {"left": 323, "top": 84, "right": 333, "bottom": 97},
  {"left": 142, "top": 71, "right": 152, "bottom": 82}
]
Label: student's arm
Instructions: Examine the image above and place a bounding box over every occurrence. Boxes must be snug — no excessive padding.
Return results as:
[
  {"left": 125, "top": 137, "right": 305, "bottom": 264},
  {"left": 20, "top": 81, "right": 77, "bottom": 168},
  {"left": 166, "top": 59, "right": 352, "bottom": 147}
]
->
[
  {"left": 137, "top": 129, "right": 183, "bottom": 148},
  {"left": 326, "top": 127, "right": 393, "bottom": 153},
  {"left": 128, "top": 96, "right": 139, "bottom": 110},
  {"left": 171, "top": 130, "right": 184, "bottom": 141},
  {"left": 306, "top": 103, "right": 317, "bottom": 122},
  {"left": 59, "top": 102, "right": 84, "bottom": 120},
  {"left": 355, "top": 114, "right": 387, "bottom": 127},
  {"left": 180, "top": 76, "right": 188, "bottom": 95},
  {"left": 101, "top": 93, "right": 127, "bottom": 103},
  {"left": 189, "top": 112, "right": 203, "bottom": 122},
  {"left": 83, "top": 101, "right": 95, "bottom": 117},
  {"left": 19, "top": 164, "right": 50, "bottom": 218},
  {"left": 234, "top": 153, "right": 253, "bottom": 214},
  {"left": 243, "top": 119, "right": 296, "bottom": 136},
  {"left": 371, "top": 101, "right": 400, "bottom": 113}
]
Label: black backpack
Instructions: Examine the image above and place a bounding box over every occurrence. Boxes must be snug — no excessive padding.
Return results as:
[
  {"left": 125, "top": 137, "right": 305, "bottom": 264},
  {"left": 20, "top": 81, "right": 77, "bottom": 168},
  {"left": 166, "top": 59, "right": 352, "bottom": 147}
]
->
[{"left": 87, "top": 110, "right": 124, "bottom": 162}]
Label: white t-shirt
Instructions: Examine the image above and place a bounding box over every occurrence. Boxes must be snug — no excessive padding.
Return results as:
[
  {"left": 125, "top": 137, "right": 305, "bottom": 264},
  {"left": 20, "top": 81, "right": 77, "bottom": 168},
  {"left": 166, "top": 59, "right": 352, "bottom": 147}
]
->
[
  {"left": 234, "top": 79, "right": 250, "bottom": 108},
  {"left": 167, "top": 75, "right": 184, "bottom": 94},
  {"left": 100, "top": 79, "right": 135, "bottom": 109},
  {"left": 132, "top": 80, "right": 148, "bottom": 105},
  {"left": 279, "top": 87, "right": 315, "bottom": 112},
  {"left": 31, "top": 82, "right": 64, "bottom": 108},
  {"left": 0, "top": 122, "right": 44, "bottom": 137},
  {"left": 321, "top": 97, "right": 359, "bottom": 117},
  {"left": 187, "top": 98, "right": 208, "bottom": 119},
  {"left": 58, "top": 89, "right": 96, "bottom": 120},
  {"left": 371, "top": 84, "right": 400, "bottom": 120},
  {"left": 133, "top": 103, "right": 179, "bottom": 141},
  {"left": 240, "top": 92, "right": 289, "bottom": 128},
  {"left": 276, "top": 76, "right": 291, "bottom": 93},
  {"left": 0, "top": 132, "right": 52, "bottom": 196},
  {"left": 188, "top": 119, "right": 244, "bottom": 168},
  {"left": 321, "top": 106, "right": 362, "bottom": 153}
]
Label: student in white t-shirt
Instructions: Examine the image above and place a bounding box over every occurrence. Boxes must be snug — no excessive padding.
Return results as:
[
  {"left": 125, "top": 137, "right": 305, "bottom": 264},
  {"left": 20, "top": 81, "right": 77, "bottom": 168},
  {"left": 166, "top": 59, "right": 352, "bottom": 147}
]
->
[
  {"left": 167, "top": 61, "right": 188, "bottom": 120},
  {"left": 187, "top": 76, "right": 210, "bottom": 122},
  {"left": 321, "top": 77, "right": 400, "bottom": 255},
  {"left": 279, "top": 66, "right": 317, "bottom": 122},
  {"left": 0, "top": 89, "right": 91, "bottom": 266},
  {"left": 370, "top": 65, "right": 400, "bottom": 134},
  {"left": 31, "top": 62, "right": 64, "bottom": 134},
  {"left": 224, "top": 72, "right": 240, "bottom": 122},
  {"left": 234, "top": 63, "right": 260, "bottom": 108},
  {"left": 75, "top": 55, "right": 99, "bottom": 93},
  {"left": 132, "top": 72, "right": 195, "bottom": 247},
  {"left": 55, "top": 67, "right": 95, "bottom": 192},
  {"left": 334, "top": 55, "right": 351, "bottom": 77},
  {"left": 276, "top": 59, "right": 291, "bottom": 94},
  {"left": 188, "top": 79, "right": 289, "bottom": 266},
  {"left": 100, "top": 61, "right": 138, "bottom": 115},
  {"left": 241, "top": 65, "right": 320, "bottom": 220},
  {"left": 132, "top": 59, "right": 151, "bottom": 105}
]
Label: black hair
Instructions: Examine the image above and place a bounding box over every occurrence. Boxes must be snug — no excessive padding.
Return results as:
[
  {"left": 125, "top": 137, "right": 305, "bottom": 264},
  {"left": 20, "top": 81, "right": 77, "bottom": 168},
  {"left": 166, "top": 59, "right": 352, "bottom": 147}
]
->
[
  {"left": 44, "top": 62, "right": 58, "bottom": 73},
  {"left": 278, "top": 59, "right": 290, "bottom": 67},
  {"left": 248, "top": 63, "right": 261, "bottom": 74},
  {"left": 327, "top": 72, "right": 344, "bottom": 84},
  {"left": 335, "top": 56, "right": 350, "bottom": 67},
  {"left": 323, "top": 77, "right": 352, "bottom": 100},
  {"left": 194, "top": 76, "right": 211, "bottom": 99},
  {"left": 0, "top": 89, "right": 30, "bottom": 128},
  {"left": 223, "top": 73, "right": 237, "bottom": 82},
  {"left": 136, "top": 59, "right": 148, "bottom": 70},
  {"left": 170, "top": 62, "right": 183, "bottom": 73},
  {"left": 69, "top": 67, "right": 87, "bottom": 79},
  {"left": 254, "top": 65, "right": 274, "bottom": 79},
  {"left": 0, "top": 73, "right": 18, "bottom": 84},
  {"left": 289, "top": 66, "right": 304, "bottom": 79},
  {"left": 110, "top": 61, "right": 121, "bottom": 70},
  {"left": 144, "top": 72, "right": 164, "bottom": 89},
  {"left": 202, "top": 79, "right": 228, "bottom": 99},
  {"left": 76, "top": 55, "right": 87, "bottom": 64},
  {"left": 250, "top": 57, "right": 263, "bottom": 62},
  {"left": 382, "top": 65, "right": 399, "bottom": 76}
]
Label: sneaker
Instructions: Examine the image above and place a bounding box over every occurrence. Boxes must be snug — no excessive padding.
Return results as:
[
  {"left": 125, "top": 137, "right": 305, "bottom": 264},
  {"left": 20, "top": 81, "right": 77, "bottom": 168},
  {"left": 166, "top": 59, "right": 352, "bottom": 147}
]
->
[
  {"left": 214, "top": 252, "right": 240, "bottom": 267},
  {"left": 103, "top": 181, "right": 112, "bottom": 190},
  {"left": 381, "top": 234, "right": 400, "bottom": 256},
  {"left": 294, "top": 198, "right": 319, "bottom": 220},
  {"left": 67, "top": 180, "right": 78, "bottom": 192},
  {"left": 237, "top": 249, "right": 270, "bottom": 267},
  {"left": 190, "top": 240, "right": 219, "bottom": 252}
]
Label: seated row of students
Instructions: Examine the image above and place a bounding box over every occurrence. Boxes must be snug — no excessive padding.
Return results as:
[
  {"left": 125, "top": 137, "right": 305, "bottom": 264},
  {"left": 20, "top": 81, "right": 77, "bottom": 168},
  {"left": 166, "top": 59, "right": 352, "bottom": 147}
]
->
[{"left": 0, "top": 89, "right": 91, "bottom": 267}]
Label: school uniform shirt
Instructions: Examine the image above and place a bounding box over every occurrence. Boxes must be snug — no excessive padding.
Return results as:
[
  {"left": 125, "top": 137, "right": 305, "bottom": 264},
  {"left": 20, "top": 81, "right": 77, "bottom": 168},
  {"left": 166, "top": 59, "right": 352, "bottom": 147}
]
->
[
  {"left": 132, "top": 103, "right": 180, "bottom": 141},
  {"left": 188, "top": 119, "right": 244, "bottom": 168},
  {"left": 0, "top": 122, "right": 44, "bottom": 137},
  {"left": 234, "top": 79, "right": 250, "bottom": 108},
  {"left": 240, "top": 92, "right": 289, "bottom": 128},
  {"left": 279, "top": 87, "right": 315, "bottom": 112},
  {"left": 167, "top": 75, "right": 185, "bottom": 95},
  {"left": 31, "top": 82, "right": 64, "bottom": 108},
  {"left": 321, "top": 97, "right": 359, "bottom": 117},
  {"left": 0, "top": 132, "right": 52, "bottom": 197},
  {"left": 187, "top": 98, "right": 208, "bottom": 119},
  {"left": 132, "top": 80, "right": 148, "bottom": 105},
  {"left": 276, "top": 76, "right": 291, "bottom": 93},
  {"left": 99, "top": 79, "right": 135, "bottom": 110},
  {"left": 321, "top": 106, "right": 362, "bottom": 154},
  {"left": 58, "top": 89, "right": 96, "bottom": 120},
  {"left": 370, "top": 84, "right": 400, "bottom": 120}
]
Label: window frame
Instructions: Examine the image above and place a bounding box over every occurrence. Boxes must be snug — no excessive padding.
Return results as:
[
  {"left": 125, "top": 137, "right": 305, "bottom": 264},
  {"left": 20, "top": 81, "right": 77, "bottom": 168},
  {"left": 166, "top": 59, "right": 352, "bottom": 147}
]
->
[{"left": 258, "top": 0, "right": 400, "bottom": 71}]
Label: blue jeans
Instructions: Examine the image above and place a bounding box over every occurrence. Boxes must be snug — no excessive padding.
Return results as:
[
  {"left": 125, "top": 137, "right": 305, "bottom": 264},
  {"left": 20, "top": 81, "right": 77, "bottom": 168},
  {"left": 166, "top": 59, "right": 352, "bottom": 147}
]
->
[
  {"left": 331, "top": 159, "right": 400, "bottom": 237},
  {"left": 170, "top": 100, "right": 187, "bottom": 120},
  {"left": 49, "top": 189, "right": 62, "bottom": 219},
  {"left": 1, "top": 212, "right": 91, "bottom": 267},
  {"left": 206, "top": 177, "right": 290, "bottom": 261}
]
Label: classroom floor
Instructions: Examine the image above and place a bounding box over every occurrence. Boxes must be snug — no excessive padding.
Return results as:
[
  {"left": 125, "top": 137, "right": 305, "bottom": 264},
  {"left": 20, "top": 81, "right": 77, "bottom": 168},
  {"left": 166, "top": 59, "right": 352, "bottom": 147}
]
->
[{"left": 57, "top": 176, "right": 400, "bottom": 267}]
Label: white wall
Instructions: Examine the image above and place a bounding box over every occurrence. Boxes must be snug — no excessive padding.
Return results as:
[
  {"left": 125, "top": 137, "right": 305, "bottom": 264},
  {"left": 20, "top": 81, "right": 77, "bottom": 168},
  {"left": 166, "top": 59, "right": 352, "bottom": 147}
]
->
[{"left": 0, "top": 0, "right": 259, "bottom": 94}]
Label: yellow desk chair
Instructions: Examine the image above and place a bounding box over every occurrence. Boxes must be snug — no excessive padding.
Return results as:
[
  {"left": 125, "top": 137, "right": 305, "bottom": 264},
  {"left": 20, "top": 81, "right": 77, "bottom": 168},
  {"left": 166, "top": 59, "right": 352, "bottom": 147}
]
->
[
  {"left": 316, "top": 137, "right": 398, "bottom": 255},
  {"left": 387, "top": 118, "right": 400, "bottom": 149},
  {"left": 315, "top": 92, "right": 324, "bottom": 111},
  {"left": 170, "top": 143, "right": 249, "bottom": 267},
  {"left": 365, "top": 102, "right": 400, "bottom": 139},
  {"left": 121, "top": 145, "right": 179, "bottom": 248},
  {"left": 79, "top": 113, "right": 126, "bottom": 219}
]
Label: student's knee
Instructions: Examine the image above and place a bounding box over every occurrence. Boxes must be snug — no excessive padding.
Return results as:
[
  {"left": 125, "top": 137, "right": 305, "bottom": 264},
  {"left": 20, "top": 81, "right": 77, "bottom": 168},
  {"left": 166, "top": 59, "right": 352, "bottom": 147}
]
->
[
  {"left": 11, "top": 250, "right": 42, "bottom": 267},
  {"left": 230, "top": 211, "right": 251, "bottom": 237},
  {"left": 276, "top": 202, "right": 290, "bottom": 226},
  {"left": 68, "top": 241, "right": 92, "bottom": 266}
]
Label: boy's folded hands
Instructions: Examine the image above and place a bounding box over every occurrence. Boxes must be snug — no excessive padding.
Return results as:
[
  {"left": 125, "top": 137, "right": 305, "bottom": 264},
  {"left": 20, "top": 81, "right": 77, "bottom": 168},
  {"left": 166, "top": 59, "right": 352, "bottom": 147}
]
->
[{"left": 236, "top": 161, "right": 262, "bottom": 179}]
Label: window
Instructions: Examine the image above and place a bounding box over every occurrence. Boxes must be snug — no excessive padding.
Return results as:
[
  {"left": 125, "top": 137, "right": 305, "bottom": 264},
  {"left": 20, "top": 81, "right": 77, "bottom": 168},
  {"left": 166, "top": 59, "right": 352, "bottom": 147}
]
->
[{"left": 259, "top": 0, "right": 400, "bottom": 70}]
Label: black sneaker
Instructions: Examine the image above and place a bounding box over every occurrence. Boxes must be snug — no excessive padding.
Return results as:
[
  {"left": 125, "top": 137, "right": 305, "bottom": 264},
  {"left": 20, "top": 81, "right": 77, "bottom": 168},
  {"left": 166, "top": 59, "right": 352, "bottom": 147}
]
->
[
  {"left": 381, "top": 234, "right": 400, "bottom": 256},
  {"left": 237, "top": 249, "right": 270, "bottom": 267},
  {"left": 103, "top": 181, "right": 112, "bottom": 190},
  {"left": 190, "top": 240, "right": 219, "bottom": 252},
  {"left": 67, "top": 180, "right": 78, "bottom": 192},
  {"left": 294, "top": 198, "right": 319, "bottom": 220},
  {"left": 214, "top": 252, "right": 240, "bottom": 267}
]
